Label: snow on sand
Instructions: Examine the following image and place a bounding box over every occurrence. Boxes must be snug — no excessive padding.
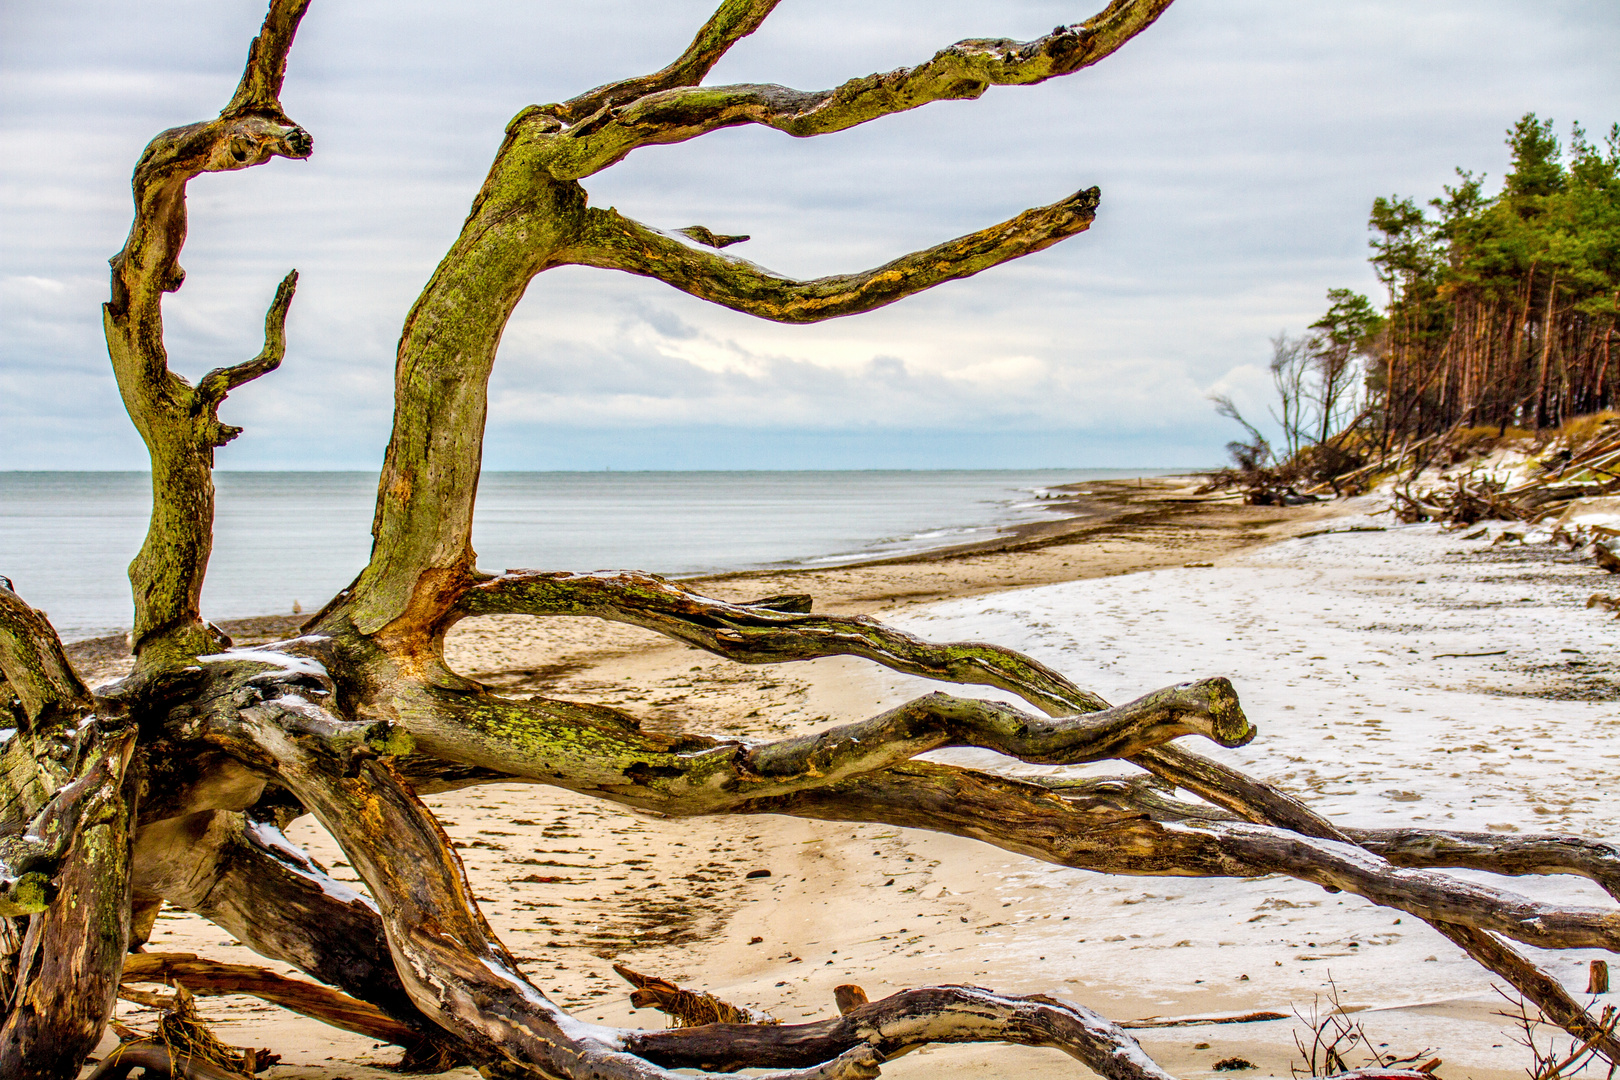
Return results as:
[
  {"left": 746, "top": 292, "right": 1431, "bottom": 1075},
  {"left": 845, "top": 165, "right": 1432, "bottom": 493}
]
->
[
  {"left": 858, "top": 502, "right": 1620, "bottom": 1073},
  {"left": 125, "top": 502, "right": 1619, "bottom": 1077}
]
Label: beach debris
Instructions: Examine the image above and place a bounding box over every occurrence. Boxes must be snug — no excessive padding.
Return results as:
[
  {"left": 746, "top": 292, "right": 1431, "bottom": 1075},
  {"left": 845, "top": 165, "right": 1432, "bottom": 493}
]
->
[
  {"left": 745, "top": 868, "right": 771, "bottom": 878},
  {"left": 1592, "top": 960, "right": 1611, "bottom": 995},
  {"left": 95, "top": 981, "right": 275, "bottom": 1079},
  {"left": 1212, "top": 1059, "right": 1256, "bottom": 1071},
  {"left": 116, "top": 952, "right": 449, "bottom": 1071},
  {"left": 1586, "top": 593, "right": 1620, "bottom": 617},
  {"left": 1498, "top": 990, "right": 1618, "bottom": 1080},
  {"left": 833, "top": 984, "right": 869, "bottom": 1015},
  {"left": 1294, "top": 525, "right": 1388, "bottom": 540},
  {"left": 1121, "top": 1010, "right": 1287, "bottom": 1029},
  {"left": 612, "top": 964, "right": 779, "bottom": 1027},
  {"left": 1291, "top": 979, "right": 1439, "bottom": 1078}
]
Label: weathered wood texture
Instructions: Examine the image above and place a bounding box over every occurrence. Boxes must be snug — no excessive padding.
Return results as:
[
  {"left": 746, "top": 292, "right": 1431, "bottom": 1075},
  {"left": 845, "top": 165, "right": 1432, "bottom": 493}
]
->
[
  {"left": 0, "top": 729, "right": 136, "bottom": 1079},
  {"left": 3, "top": 0, "right": 1616, "bottom": 1076}
]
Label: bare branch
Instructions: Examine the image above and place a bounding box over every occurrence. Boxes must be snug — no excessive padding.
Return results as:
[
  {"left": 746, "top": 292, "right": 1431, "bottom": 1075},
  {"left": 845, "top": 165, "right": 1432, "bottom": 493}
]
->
[
  {"left": 539, "top": 0, "right": 1177, "bottom": 178},
  {"left": 453, "top": 569, "right": 1105, "bottom": 712},
  {"left": 390, "top": 670, "right": 1620, "bottom": 955},
  {"left": 1045, "top": 774, "right": 1620, "bottom": 901},
  {"left": 548, "top": 0, "right": 785, "bottom": 125},
  {"left": 103, "top": 0, "right": 312, "bottom": 660},
  {"left": 735, "top": 762, "right": 1620, "bottom": 954},
  {"left": 405, "top": 676, "right": 1246, "bottom": 816},
  {"left": 623, "top": 986, "right": 1177, "bottom": 1080},
  {"left": 745, "top": 681, "right": 1251, "bottom": 779},
  {"left": 121, "top": 952, "right": 421, "bottom": 1049},
  {"left": 437, "top": 572, "right": 1620, "bottom": 961},
  {"left": 340, "top": 5, "right": 1162, "bottom": 638},
  {"left": 86, "top": 1042, "right": 250, "bottom": 1080},
  {"left": 566, "top": 190, "right": 1098, "bottom": 323},
  {"left": 223, "top": 0, "right": 314, "bottom": 116},
  {"left": 1111, "top": 747, "right": 1620, "bottom": 1053},
  {"left": 676, "top": 225, "right": 751, "bottom": 249},
  {"left": 195, "top": 269, "right": 299, "bottom": 410},
  {"left": 1349, "top": 829, "right": 1620, "bottom": 902},
  {"left": 1430, "top": 922, "right": 1620, "bottom": 1062}
]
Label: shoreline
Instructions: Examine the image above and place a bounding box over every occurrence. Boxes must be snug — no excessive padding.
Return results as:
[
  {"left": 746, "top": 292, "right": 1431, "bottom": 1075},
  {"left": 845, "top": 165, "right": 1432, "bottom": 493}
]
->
[
  {"left": 66, "top": 475, "right": 1307, "bottom": 684},
  {"left": 99, "top": 487, "right": 1620, "bottom": 1075},
  {"left": 93, "top": 479, "right": 1376, "bottom": 1078}
]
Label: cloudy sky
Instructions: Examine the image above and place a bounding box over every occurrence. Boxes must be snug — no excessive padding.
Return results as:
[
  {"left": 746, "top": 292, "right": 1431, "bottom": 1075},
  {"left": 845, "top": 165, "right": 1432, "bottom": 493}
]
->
[{"left": 3, "top": 0, "right": 1617, "bottom": 471}]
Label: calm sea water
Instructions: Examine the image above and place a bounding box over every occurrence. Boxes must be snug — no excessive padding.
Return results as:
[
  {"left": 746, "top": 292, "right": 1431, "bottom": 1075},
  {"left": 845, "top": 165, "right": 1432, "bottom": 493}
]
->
[{"left": 0, "top": 470, "right": 1167, "bottom": 641}]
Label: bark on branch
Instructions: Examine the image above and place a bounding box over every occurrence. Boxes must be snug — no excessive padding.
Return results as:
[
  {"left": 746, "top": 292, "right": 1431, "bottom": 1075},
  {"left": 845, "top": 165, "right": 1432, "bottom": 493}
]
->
[
  {"left": 547, "top": 0, "right": 785, "bottom": 125},
  {"left": 621, "top": 986, "right": 1176, "bottom": 1080},
  {"left": 120, "top": 952, "right": 421, "bottom": 1049},
  {"left": 0, "top": 726, "right": 137, "bottom": 1077},
  {"left": 454, "top": 569, "right": 1105, "bottom": 711},
  {"left": 0, "top": 582, "right": 93, "bottom": 735},
  {"left": 564, "top": 189, "right": 1097, "bottom": 323},
  {"left": 536, "top": 0, "right": 1176, "bottom": 178},
  {"left": 402, "top": 676, "right": 1246, "bottom": 815},
  {"left": 105, "top": 0, "right": 311, "bottom": 662},
  {"left": 0, "top": 729, "right": 132, "bottom": 917}
]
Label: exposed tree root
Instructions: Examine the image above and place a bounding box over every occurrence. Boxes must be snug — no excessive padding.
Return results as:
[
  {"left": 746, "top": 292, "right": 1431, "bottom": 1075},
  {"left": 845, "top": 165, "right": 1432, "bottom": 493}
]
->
[{"left": 4, "top": 0, "right": 1618, "bottom": 1076}]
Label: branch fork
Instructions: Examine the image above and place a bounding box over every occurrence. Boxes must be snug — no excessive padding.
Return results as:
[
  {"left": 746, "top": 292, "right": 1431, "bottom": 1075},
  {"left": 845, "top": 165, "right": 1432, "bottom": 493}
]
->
[{"left": 14, "top": 0, "right": 1619, "bottom": 1075}]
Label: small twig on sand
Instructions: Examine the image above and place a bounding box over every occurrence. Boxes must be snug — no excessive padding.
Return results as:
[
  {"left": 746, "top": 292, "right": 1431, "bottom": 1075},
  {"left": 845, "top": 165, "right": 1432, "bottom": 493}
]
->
[{"left": 1122, "top": 1010, "right": 1288, "bottom": 1028}]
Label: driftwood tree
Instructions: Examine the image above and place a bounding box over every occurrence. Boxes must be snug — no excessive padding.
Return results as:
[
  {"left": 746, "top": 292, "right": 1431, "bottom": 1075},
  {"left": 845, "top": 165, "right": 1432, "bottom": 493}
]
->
[{"left": 3, "top": 2, "right": 1619, "bottom": 1077}]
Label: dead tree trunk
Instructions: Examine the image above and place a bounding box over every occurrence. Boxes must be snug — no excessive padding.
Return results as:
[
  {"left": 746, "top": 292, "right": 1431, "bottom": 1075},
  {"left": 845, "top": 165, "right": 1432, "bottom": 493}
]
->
[{"left": 1, "top": 2, "right": 1616, "bottom": 1077}]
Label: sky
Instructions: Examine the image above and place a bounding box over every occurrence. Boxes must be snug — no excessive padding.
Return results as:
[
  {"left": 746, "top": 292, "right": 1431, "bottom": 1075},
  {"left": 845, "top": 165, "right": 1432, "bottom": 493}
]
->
[{"left": 2, "top": 0, "right": 1618, "bottom": 471}]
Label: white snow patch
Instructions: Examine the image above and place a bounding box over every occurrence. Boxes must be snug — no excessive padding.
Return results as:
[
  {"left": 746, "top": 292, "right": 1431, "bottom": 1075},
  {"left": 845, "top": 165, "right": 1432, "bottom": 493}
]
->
[
  {"left": 198, "top": 648, "right": 328, "bottom": 679},
  {"left": 851, "top": 509, "right": 1620, "bottom": 1041},
  {"left": 243, "top": 819, "right": 375, "bottom": 910}
]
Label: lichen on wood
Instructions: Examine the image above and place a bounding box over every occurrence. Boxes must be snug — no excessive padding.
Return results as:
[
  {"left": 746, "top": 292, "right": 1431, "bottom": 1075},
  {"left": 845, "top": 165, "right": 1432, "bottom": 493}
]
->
[{"left": 2, "top": 1, "right": 1616, "bottom": 1077}]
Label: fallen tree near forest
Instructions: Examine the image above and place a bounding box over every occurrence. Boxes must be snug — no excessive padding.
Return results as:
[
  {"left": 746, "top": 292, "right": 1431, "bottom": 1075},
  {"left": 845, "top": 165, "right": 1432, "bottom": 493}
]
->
[{"left": 2, "top": 2, "right": 1618, "bottom": 1077}]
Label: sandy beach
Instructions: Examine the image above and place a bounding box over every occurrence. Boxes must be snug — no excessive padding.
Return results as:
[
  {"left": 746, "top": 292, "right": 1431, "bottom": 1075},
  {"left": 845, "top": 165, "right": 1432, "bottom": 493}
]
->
[{"left": 84, "top": 478, "right": 1620, "bottom": 1077}]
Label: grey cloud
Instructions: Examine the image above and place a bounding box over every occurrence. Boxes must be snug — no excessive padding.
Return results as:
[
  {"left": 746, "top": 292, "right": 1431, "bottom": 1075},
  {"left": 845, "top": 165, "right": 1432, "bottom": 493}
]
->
[{"left": 2, "top": 0, "right": 1617, "bottom": 468}]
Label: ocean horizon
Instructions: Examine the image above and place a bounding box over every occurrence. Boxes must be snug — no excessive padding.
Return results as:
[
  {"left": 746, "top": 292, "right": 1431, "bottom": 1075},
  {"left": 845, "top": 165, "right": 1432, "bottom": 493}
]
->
[{"left": 1, "top": 469, "right": 1186, "bottom": 641}]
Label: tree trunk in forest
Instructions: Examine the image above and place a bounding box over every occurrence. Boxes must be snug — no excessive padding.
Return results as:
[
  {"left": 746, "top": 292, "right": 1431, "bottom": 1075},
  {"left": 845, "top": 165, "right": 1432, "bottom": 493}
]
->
[{"left": 2, "top": 2, "right": 1617, "bottom": 1077}]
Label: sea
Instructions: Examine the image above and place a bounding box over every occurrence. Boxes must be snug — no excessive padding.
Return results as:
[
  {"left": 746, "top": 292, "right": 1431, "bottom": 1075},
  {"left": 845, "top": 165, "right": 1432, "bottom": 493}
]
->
[{"left": 0, "top": 470, "right": 1173, "bottom": 642}]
